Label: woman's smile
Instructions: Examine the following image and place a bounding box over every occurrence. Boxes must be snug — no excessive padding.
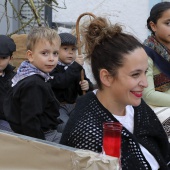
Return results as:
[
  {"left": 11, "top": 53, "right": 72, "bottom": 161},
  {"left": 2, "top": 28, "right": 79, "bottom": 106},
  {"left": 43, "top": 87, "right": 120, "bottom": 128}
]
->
[{"left": 131, "top": 91, "right": 143, "bottom": 98}]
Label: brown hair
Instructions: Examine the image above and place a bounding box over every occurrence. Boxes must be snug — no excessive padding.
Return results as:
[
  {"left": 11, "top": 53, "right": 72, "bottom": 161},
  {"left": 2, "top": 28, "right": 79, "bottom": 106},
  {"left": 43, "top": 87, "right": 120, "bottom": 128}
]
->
[
  {"left": 27, "top": 27, "right": 60, "bottom": 51},
  {"left": 147, "top": 2, "right": 170, "bottom": 34},
  {"left": 82, "top": 17, "right": 143, "bottom": 89}
]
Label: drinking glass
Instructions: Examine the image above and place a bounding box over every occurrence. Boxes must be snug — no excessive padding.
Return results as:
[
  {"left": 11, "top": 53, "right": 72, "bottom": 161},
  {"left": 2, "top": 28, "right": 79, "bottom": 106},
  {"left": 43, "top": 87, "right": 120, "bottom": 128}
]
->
[{"left": 103, "top": 122, "right": 122, "bottom": 158}]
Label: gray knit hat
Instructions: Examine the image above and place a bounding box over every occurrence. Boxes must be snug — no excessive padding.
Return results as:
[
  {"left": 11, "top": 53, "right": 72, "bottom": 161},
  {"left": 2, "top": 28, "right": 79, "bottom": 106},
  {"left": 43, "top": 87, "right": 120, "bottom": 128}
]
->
[
  {"left": 0, "top": 35, "right": 16, "bottom": 57},
  {"left": 59, "top": 33, "right": 77, "bottom": 46}
]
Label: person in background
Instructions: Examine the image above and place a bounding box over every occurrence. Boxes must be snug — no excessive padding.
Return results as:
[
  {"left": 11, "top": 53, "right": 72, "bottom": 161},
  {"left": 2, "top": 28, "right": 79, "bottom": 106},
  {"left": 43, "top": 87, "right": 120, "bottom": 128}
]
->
[
  {"left": 143, "top": 2, "right": 170, "bottom": 140},
  {"left": 71, "top": 27, "right": 97, "bottom": 87},
  {"left": 0, "top": 35, "right": 16, "bottom": 132},
  {"left": 4, "top": 27, "right": 62, "bottom": 143},
  {"left": 50, "top": 33, "right": 93, "bottom": 133},
  {"left": 60, "top": 17, "right": 170, "bottom": 169}
]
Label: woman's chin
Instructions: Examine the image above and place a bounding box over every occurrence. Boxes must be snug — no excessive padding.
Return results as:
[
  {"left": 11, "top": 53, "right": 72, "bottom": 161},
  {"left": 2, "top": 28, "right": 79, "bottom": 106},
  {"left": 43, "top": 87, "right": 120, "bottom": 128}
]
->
[{"left": 131, "top": 98, "right": 141, "bottom": 107}]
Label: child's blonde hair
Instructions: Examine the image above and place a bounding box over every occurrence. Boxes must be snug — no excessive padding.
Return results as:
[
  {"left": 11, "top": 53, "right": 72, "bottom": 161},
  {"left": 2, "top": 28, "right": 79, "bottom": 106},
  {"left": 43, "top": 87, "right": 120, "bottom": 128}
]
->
[{"left": 27, "top": 27, "right": 60, "bottom": 51}]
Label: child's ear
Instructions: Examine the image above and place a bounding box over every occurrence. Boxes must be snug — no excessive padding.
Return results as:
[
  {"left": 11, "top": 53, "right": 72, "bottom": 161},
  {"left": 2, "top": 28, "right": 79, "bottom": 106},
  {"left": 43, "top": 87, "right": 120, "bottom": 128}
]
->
[
  {"left": 26, "top": 50, "right": 33, "bottom": 62},
  {"left": 149, "top": 21, "right": 156, "bottom": 32}
]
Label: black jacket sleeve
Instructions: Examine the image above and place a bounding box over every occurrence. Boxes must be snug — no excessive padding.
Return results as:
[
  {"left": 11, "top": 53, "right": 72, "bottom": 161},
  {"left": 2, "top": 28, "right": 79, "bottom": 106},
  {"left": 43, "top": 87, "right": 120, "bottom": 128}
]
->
[{"left": 50, "top": 62, "right": 83, "bottom": 89}]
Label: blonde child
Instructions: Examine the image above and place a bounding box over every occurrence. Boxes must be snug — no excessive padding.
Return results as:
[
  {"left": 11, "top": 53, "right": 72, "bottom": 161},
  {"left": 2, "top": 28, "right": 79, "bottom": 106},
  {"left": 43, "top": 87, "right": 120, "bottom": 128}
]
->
[{"left": 4, "top": 27, "right": 62, "bottom": 143}]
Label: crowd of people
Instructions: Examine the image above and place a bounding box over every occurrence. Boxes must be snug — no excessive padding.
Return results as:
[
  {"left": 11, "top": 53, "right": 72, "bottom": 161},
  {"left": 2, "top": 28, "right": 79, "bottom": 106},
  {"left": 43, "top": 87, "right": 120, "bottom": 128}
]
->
[{"left": 0, "top": 2, "right": 169, "bottom": 169}]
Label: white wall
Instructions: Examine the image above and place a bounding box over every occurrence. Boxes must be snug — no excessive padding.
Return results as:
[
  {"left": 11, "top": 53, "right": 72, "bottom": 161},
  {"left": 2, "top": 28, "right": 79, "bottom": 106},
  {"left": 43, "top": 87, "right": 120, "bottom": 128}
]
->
[{"left": 53, "top": 0, "right": 149, "bottom": 42}]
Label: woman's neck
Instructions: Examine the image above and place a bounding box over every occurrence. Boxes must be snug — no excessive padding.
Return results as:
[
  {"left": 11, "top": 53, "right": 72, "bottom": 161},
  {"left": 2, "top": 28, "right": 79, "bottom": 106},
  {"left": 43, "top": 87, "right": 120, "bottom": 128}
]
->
[{"left": 96, "top": 89, "right": 126, "bottom": 116}]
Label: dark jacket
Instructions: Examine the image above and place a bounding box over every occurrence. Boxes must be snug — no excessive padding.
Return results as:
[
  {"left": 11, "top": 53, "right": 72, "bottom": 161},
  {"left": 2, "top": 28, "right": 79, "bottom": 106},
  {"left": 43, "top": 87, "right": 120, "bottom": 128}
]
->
[
  {"left": 4, "top": 74, "right": 60, "bottom": 140},
  {"left": 0, "top": 64, "right": 15, "bottom": 120},
  {"left": 50, "top": 62, "right": 93, "bottom": 103},
  {"left": 60, "top": 92, "right": 170, "bottom": 170}
]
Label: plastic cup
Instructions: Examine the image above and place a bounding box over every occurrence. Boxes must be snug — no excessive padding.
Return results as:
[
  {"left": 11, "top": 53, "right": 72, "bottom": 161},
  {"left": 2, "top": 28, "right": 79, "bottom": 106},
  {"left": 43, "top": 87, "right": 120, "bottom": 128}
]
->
[{"left": 103, "top": 122, "right": 122, "bottom": 158}]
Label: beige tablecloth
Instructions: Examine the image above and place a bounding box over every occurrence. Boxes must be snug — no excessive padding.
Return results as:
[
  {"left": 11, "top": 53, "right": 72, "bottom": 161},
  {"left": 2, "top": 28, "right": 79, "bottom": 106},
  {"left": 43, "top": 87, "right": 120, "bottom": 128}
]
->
[{"left": 0, "top": 130, "right": 120, "bottom": 170}]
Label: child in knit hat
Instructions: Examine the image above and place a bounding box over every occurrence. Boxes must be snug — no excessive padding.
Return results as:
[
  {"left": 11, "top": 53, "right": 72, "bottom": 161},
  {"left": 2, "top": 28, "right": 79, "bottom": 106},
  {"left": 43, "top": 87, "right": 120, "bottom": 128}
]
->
[
  {"left": 50, "top": 32, "right": 93, "bottom": 133},
  {"left": 0, "top": 35, "right": 16, "bottom": 132}
]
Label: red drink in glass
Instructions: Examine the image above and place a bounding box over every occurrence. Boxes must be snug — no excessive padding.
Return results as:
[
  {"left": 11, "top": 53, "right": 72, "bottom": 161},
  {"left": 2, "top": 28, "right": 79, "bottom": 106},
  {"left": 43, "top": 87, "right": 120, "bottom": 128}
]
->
[{"left": 103, "top": 122, "right": 122, "bottom": 158}]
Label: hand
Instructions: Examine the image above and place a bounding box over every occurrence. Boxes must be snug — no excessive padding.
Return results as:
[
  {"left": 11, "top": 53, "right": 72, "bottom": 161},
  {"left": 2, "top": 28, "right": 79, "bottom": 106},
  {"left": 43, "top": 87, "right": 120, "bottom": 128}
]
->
[
  {"left": 79, "top": 80, "right": 89, "bottom": 91},
  {"left": 75, "top": 55, "right": 84, "bottom": 66}
]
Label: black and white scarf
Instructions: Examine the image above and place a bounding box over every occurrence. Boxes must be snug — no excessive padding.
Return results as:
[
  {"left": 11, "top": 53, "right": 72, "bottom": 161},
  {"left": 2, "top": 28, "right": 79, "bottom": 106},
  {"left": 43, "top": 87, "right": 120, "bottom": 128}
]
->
[{"left": 12, "top": 61, "right": 53, "bottom": 87}]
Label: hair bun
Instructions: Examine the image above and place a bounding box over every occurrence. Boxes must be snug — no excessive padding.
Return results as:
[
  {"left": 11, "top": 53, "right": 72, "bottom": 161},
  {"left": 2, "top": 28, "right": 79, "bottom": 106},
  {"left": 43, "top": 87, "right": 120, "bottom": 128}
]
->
[{"left": 83, "top": 17, "right": 122, "bottom": 55}]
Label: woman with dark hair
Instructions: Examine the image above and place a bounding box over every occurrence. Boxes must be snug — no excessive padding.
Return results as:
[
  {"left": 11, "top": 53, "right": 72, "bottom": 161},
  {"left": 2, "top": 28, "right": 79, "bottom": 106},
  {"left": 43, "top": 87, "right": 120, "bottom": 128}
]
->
[
  {"left": 60, "top": 17, "right": 170, "bottom": 169},
  {"left": 143, "top": 2, "right": 170, "bottom": 140}
]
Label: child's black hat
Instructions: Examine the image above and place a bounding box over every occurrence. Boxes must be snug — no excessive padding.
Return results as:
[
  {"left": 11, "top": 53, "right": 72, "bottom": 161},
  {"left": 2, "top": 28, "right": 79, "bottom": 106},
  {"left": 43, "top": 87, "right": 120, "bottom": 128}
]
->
[
  {"left": 59, "top": 33, "right": 77, "bottom": 46},
  {"left": 0, "top": 35, "right": 16, "bottom": 57}
]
